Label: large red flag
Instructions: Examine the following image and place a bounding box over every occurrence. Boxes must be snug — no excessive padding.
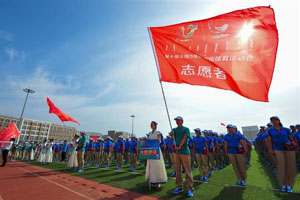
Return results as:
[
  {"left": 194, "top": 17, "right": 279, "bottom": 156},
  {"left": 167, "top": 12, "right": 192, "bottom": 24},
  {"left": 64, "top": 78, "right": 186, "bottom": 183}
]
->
[
  {"left": 149, "top": 6, "right": 278, "bottom": 102},
  {"left": 47, "top": 97, "right": 80, "bottom": 125},
  {"left": 0, "top": 123, "right": 20, "bottom": 147}
]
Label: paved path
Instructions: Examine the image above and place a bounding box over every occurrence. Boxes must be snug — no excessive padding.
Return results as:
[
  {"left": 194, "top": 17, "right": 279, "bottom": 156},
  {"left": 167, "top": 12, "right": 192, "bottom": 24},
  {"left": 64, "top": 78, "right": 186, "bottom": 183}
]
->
[{"left": 0, "top": 160, "right": 161, "bottom": 200}]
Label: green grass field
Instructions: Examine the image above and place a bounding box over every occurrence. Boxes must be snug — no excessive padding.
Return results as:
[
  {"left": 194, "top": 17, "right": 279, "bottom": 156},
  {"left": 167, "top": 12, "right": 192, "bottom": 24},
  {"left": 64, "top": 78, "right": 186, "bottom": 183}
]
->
[{"left": 27, "top": 151, "right": 300, "bottom": 200}]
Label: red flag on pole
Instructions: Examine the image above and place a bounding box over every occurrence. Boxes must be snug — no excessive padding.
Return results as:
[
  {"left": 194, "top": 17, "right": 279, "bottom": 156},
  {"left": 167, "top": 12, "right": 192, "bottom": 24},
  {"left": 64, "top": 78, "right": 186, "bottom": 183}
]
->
[
  {"left": 221, "top": 123, "right": 226, "bottom": 126},
  {"left": 47, "top": 97, "right": 80, "bottom": 125},
  {"left": 149, "top": 6, "right": 278, "bottom": 102},
  {"left": 0, "top": 123, "right": 20, "bottom": 147}
]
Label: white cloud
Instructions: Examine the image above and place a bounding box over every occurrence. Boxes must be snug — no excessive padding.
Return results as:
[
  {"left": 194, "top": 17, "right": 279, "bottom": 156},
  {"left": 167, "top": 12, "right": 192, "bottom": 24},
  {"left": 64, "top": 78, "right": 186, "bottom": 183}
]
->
[
  {"left": 5, "top": 48, "right": 26, "bottom": 62},
  {"left": 0, "top": 30, "right": 13, "bottom": 41}
]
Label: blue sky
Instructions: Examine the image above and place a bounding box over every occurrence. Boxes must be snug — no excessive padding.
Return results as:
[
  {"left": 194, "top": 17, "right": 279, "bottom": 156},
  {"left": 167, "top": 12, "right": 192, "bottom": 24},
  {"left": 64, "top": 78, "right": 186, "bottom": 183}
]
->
[{"left": 0, "top": 0, "right": 299, "bottom": 137}]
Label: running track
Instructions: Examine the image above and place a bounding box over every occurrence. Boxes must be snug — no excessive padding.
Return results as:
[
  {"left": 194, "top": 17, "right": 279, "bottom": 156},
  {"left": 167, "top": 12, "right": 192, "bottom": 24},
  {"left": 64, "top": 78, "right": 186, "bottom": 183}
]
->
[{"left": 0, "top": 160, "right": 161, "bottom": 200}]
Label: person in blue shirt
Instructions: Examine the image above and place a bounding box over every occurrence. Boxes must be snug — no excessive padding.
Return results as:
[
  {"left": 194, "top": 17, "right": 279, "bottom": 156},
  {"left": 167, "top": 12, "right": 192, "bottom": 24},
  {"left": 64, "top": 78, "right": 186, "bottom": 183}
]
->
[
  {"left": 94, "top": 138, "right": 102, "bottom": 167},
  {"left": 54, "top": 143, "right": 61, "bottom": 162},
  {"left": 224, "top": 124, "right": 247, "bottom": 186},
  {"left": 124, "top": 138, "right": 130, "bottom": 165},
  {"left": 165, "top": 136, "right": 171, "bottom": 168},
  {"left": 193, "top": 128, "right": 209, "bottom": 181},
  {"left": 86, "top": 138, "right": 94, "bottom": 166},
  {"left": 61, "top": 140, "right": 68, "bottom": 162},
  {"left": 215, "top": 134, "right": 225, "bottom": 169},
  {"left": 160, "top": 136, "right": 165, "bottom": 161},
  {"left": 290, "top": 125, "right": 297, "bottom": 140},
  {"left": 203, "top": 130, "right": 214, "bottom": 177},
  {"left": 295, "top": 124, "right": 300, "bottom": 169},
  {"left": 103, "top": 137, "right": 113, "bottom": 168},
  {"left": 129, "top": 136, "right": 138, "bottom": 172},
  {"left": 188, "top": 136, "right": 195, "bottom": 170},
  {"left": 266, "top": 116, "right": 296, "bottom": 192},
  {"left": 168, "top": 136, "right": 176, "bottom": 177},
  {"left": 115, "top": 136, "right": 125, "bottom": 170}
]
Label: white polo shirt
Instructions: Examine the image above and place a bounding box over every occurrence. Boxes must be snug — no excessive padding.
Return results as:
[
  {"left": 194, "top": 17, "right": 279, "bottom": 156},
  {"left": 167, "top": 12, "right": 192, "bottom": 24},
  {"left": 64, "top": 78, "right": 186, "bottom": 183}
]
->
[{"left": 1, "top": 141, "right": 13, "bottom": 150}]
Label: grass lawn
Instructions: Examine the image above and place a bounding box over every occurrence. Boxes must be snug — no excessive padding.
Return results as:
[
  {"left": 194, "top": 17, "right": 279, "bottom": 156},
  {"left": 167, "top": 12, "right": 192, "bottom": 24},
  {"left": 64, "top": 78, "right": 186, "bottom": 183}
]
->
[{"left": 26, "top": 151, "right": 300, "bottom": 200}]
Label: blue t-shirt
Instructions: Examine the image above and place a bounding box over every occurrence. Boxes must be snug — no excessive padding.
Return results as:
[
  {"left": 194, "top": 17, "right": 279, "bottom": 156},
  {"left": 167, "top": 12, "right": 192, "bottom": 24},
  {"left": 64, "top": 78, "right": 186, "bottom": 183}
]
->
[
  {"left": 193, "top": 136, "right": 207, "bottom": 154},
  {"left": 95, "top": 142, "right": 101, "bottom": 152},
  {"left": 267, "top": 127, "right": 292, "bottom": 151},
  {"left": 129, "top": 141, "right": 138, "bottom": 153},
  {"left": 86, "top": 142, "right": 94, "bottom": 151},
  {"left": 188, "top": 137, "right": 193, "bottom": 148},
  {"left": 104, "top": 141, "right": 113, "bottom": 152},
  {"left": 160, "top": 139, "right": 165, "bottom": 151},
  {"left": 224, "top": 133, "right": 244, "bottom": 154},
  {"left": 125, "top": 141, "right": 130, "bottom": 151},
  {"left": 115, "top": 140, "right": 125, "bottom": 153},
  {"left": 168, "top": 138, "right": 175, "bottom": 153},
  {"left": 213, "top": 136, "right": 218, "bottom": 147},
  {"left": 295, "top": 132, "right": 300, "bottom": 146},
  {"left": 68, "top": 143, "right": 73, "bottom": 152},
  {"left": 205, "top": 136, "right": 214, "bottom": 149},
  {"left": 217, "top": 137, "right": 223, "bottom": 146},
  {"left": 62, "top": 143, "right": 68, "bottom": 152}
]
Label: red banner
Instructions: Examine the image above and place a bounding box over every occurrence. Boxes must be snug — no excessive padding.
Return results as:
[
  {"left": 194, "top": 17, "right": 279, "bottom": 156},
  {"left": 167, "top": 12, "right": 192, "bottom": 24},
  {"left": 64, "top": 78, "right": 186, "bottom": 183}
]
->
[
  {"left": 90, "top": 136, "right": 99, "bottom": 141},
  {"left": 47, "top": 97, "right": 80, "bottom": 125},
  {"left": 0, "top": 123, "right": 20, "bottom": 147},
  {"left": 149, "top": 6, "right": 278, "bottom": 102}
]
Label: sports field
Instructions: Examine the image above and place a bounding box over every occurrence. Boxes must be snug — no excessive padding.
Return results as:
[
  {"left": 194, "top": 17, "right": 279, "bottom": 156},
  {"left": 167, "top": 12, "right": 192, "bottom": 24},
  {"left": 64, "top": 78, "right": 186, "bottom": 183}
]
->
[{"left": 25, "top": 151, "right": 300, "bottom": 200}]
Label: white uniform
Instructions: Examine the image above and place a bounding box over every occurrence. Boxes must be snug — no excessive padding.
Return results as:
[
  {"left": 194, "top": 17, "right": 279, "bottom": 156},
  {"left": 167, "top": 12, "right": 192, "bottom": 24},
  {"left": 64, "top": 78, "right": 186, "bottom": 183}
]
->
[{"left": 145, "top": 130, "right": 168, "bottom": 184}]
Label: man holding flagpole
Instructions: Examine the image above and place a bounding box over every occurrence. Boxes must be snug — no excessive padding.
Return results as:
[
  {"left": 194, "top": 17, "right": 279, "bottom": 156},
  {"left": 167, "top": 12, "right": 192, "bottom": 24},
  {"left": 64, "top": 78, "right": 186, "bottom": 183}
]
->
[{"left": 170, "top": 116, "right": 194, "bottom": 197}]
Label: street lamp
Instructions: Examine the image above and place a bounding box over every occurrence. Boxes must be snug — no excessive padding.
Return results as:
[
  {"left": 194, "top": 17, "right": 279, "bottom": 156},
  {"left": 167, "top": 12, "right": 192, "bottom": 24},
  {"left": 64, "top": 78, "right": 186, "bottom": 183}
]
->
[
  {"left": 130, "top": 115, "right": 135, "bottom": 136},
  {"left": 17, "top": 88, "right": 35, "bottom": 143}
]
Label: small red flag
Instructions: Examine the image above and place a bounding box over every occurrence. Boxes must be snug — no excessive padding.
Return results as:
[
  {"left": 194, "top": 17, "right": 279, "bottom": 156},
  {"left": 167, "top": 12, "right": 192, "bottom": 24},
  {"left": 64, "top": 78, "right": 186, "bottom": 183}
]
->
[
  {"left": 90, "top": 136, "right": 99, "bottom": 141},
  {"left": 221, "top": 123, "right": 226, "bottom": 126},
  {"left": 47, "top": 97, "right": 80, "bottom": 125},
  {"left": 0, "top": 123, "right": 20, "bottom": 147},
  {"left": 149, "top": 6, "right": 278, "bottom": 102}
]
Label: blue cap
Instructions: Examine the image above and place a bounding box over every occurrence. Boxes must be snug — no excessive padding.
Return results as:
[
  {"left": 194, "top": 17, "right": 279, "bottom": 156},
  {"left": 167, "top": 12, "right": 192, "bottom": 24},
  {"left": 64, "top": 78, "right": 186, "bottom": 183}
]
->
[
  {"left": 226, "top": 124, "right": 234, "bottom": 128},
  {"left": 267, "top": 122, "right": 273, "bottom": 127},
  {"left": 203, "top": 130, "right": 208, "bottom": 133},
  {"left": 194, "top": 128, "right": 201, "bottom": 132},
  {"left": 296, "top": 124, "right": 300, "bottom": 128},
  {"left": 174, "top": 116, "right": 183, "bottom": 120},
  {"left": 270, "top": 116, "right": 280, "bottom": 121},
  {"left": 208, "top": 130, "right": 213, "bottom": 133},
  {"left": 232, "top": 125, "right": 237, "bottom": 129},
  {"left": 290, "top": 125, "right": 295, "bottom": 128}
]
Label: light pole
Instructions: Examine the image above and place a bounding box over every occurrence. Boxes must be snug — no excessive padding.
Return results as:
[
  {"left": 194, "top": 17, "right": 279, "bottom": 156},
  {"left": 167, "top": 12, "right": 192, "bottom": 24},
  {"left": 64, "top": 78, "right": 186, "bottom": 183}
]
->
[
  {"left": 17, "top": 88, "right": 35, "bottom": 143},
  {"left": 130, "top": 115, "right": 135, "bottom": 136}
]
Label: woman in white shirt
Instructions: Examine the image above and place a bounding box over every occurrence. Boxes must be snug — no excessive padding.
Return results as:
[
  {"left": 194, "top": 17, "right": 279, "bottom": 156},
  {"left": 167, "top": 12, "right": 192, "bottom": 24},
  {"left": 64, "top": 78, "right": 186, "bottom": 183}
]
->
[
  {"left": 145, "top": 121, "right": 168, "bottom": 189},
  {"left": 0, "top": 138, "right": 15, "bottom": 167}
]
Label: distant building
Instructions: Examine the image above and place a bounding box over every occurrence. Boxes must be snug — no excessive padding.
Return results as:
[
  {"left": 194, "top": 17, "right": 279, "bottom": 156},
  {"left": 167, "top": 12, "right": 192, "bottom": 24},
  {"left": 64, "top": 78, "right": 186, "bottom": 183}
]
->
[
  {"left": 1, "top": 115, "right": 51, "bottom": 143},
  {"left": 0, "top": 115, "right": 21, "bottom": 130},
  {"left": 86, "top": 131, "right": 103, "bottom": 137},
  {"left": 49, "top": 124, "right": 77, "bottom": 142},
  {"left": 242, "top": 125, "right": 259, "bottom": 141},
  {"left": 1, "top": 114, "right": 106, "bottom": 143},
  {"left": 108, "top": 130, "right": 132, "bottom": 140}
]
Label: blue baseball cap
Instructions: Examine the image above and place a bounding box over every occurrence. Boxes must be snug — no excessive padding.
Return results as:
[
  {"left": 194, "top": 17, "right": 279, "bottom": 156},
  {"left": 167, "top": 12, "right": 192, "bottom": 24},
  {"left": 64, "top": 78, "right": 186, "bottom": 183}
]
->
[
  {"left": 174, "top": 116, "right": 183, "bottom": 120},
  {"left": 194, "top": 128, "right": 201, "bottom": 132},
  {"left": 270, "top": 116, "right": 280, "bottom": 121},
  {"left": 226, "top": 124, "right": 234, "bottom": 128},
  {"left": 296, "top": 124, "right": 300, "bottom": 128},
  {"left": 203, "top": 130, "right": 208, "bottom": 133}
]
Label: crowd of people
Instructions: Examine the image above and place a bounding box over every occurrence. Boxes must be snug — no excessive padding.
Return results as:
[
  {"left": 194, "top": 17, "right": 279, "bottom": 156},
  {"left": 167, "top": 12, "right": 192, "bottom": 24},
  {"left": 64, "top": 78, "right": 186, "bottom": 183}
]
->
[{"left": 1, "top": 116, "right": 299, "bottom": 197}]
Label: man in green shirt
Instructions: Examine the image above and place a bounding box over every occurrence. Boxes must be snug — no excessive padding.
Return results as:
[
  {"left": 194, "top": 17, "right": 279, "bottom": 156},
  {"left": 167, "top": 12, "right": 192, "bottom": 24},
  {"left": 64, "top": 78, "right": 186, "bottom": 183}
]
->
[
  {"left": 170, "top": 116, "right": 194, "bottom": 197},
  {"left": 76, "top": 131, "right": 88, "bottom": 172}
]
